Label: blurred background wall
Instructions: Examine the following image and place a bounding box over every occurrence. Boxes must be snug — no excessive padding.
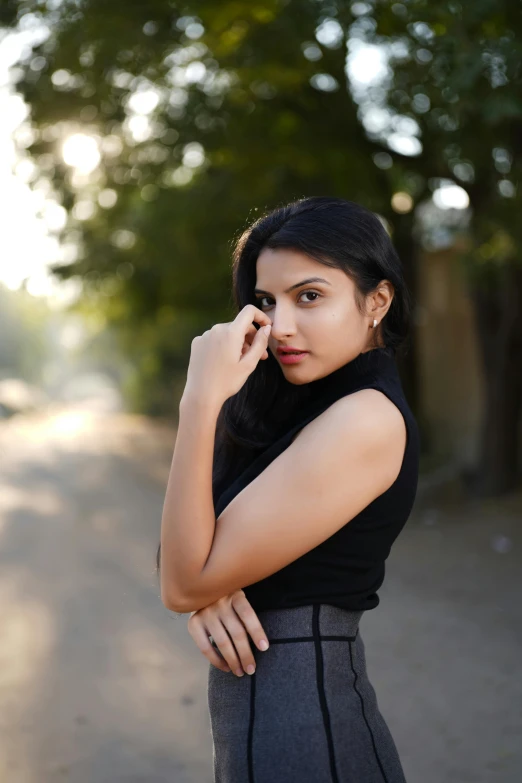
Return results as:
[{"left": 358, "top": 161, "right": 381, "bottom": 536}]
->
[{"left": 418, "top": 242, "right": 483, "bottom": 467}]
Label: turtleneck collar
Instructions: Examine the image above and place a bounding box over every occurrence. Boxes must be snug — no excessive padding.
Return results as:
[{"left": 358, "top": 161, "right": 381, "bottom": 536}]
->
[
  {"left": 309, "top": 345, "right": 395, "bottom": 394},
  {"left": 283, "top": 345, "right": 397, "bottom": 430}
]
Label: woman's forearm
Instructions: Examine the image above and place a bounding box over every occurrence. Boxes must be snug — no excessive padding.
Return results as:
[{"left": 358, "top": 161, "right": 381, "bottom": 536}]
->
[{"left": 159, "top": 393, "right": 222, "bottom": 610}]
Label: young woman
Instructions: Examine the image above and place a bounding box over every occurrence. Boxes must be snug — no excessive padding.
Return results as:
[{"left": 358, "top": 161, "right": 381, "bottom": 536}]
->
[{"left": 158, "top": 196, "right": 420, "bottom": 782}]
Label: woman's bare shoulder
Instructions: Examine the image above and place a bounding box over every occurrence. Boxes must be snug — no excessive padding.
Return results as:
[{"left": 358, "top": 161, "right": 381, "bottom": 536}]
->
[{"left": 291, "top": 387, "right": 405, "bottom": 451}]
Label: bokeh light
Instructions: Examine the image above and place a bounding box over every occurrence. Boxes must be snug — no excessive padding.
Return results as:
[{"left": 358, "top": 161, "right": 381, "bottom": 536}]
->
[{"left": 62, "top": 133, "right": 101, "bottom": 174}]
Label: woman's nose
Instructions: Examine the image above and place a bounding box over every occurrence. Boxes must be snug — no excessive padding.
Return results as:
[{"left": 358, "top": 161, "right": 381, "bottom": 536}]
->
[{"left": 268, "top": 307, "right": 297, "bottom": 339}]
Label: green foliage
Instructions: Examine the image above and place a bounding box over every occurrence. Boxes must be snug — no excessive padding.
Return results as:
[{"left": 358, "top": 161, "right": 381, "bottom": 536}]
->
[{"left": 368, "top": 0, "right": 522, "bottom": 265}]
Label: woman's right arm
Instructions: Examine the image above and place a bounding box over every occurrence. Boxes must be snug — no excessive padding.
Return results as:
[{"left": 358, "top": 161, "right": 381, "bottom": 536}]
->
[{"left": 187, "top": 589, "right": 269, "bottom": 677}]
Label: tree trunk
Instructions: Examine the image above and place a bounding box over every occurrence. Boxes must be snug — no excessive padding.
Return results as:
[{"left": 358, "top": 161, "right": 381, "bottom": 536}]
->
[{"left": 467, "top": 262, "right": 522, "bottom": 496}]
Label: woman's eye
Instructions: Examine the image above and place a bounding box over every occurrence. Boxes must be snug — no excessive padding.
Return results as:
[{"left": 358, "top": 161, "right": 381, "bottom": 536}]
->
[
  {"left": 300, "top": 290, "right": 320, "bottom": 303},
  {"left": 257, "top": 290, "right": 321, "bottom": 308}
]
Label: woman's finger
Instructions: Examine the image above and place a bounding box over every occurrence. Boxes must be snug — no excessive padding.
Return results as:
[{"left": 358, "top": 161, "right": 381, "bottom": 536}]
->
[
  {"left": 241, "top": 323, "right": 270, "bottom": 360},
  {"left": 233, "top": 303, "right": 271, "bottom": 333},
  {"left": 232, "top": 590, "right": 270, "bottom": 652},
  {"left": 239, "top": 322, "right": 271, "bottom": 366},
  {"left": 217, "top": 610, "right": 260, "bottom": 675},
  {"left": 201, "top": 610, "right": 246, "bottom": 676},
  {"left": 187, "top": 615, "right": 232, "bottom": 673}
]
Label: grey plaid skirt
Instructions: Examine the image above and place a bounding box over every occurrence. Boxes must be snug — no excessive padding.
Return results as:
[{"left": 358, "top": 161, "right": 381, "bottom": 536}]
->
[{"left": 207, "top": 603, "right": 407, "bottom": 782}]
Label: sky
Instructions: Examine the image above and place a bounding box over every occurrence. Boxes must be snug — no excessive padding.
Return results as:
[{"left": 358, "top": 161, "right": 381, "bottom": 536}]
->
[{"left": 0, "top": 27, "right": 81, "bottom": 308}]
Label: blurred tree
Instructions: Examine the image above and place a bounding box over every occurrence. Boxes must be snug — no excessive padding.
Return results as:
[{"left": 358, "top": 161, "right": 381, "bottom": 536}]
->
[
  {"left": 4, "top": 0, "right": 521, "bottom": 494},
  {"left": 367, "top": 1, "right": 522, "bottom": 494}
]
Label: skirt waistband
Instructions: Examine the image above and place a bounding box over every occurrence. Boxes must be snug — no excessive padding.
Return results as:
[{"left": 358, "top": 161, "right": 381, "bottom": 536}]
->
[{"left": 254, "top": 603, "right": 364, "bottom": 642}]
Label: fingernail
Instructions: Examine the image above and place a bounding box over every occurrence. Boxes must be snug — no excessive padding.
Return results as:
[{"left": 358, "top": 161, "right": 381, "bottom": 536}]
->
[
  {"left": 235, "top": 668, "right": 244, "bottom": 677},
  {"left": 259, "top": 639, "right": 269, "bottom": 651},
  {"left": 263, "top": 325, "right": 271, "bottom": 335},
  {"left": 246, "top": 665, "right": 255, "bottom": 675},
  {"left": 223, "top": 666, "right": 231, "bottom": 672}
]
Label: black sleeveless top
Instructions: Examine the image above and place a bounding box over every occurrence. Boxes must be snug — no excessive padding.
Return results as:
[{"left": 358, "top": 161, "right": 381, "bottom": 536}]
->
[{"left": 214, "top": 346, "right": 420, "bottom": 613}]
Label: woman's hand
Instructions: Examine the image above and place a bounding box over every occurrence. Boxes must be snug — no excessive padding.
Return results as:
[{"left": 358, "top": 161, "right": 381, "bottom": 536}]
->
[
  {"left": 182, "top": 304, "right": 272, "bottom": 408},
  {"left": 187, "top": 589, "right": 270, "bottom": 677}
]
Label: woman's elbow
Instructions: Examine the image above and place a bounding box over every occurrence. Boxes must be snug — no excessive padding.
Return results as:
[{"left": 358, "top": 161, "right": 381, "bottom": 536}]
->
[{"left": 160, "top": 580, "right": 189, "bottom": 613}]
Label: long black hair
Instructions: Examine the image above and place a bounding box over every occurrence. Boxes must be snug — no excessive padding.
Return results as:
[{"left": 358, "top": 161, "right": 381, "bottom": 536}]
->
[{"left": 156, "top": 196, "right": 412, "bottom": 578}]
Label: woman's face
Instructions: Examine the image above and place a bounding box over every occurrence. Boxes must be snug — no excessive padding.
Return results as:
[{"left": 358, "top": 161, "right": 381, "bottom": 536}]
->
[{"left": 255, "top": 247, "right": 390, "bottom": 384}]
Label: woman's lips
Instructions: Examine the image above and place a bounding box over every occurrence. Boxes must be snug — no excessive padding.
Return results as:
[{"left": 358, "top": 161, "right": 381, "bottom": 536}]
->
[{"left": 278, "top": 351, "right": 309, "bottom": 365}]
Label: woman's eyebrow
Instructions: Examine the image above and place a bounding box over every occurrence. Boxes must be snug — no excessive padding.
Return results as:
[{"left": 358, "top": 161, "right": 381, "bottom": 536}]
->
[{"left": 254, "top": 277, "right": 332, "bottom": 295}]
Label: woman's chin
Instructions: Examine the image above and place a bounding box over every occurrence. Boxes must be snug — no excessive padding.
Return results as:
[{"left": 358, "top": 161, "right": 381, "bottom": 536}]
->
[{"left": 280, "top": 362, "right": 315, "bottom": 384}]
